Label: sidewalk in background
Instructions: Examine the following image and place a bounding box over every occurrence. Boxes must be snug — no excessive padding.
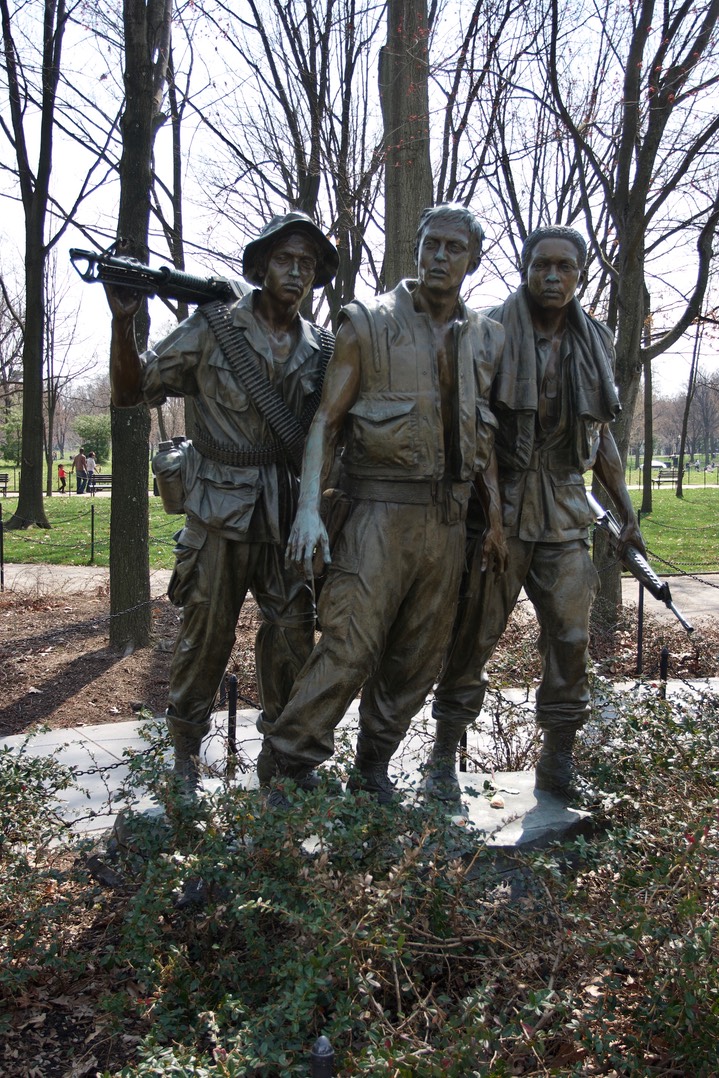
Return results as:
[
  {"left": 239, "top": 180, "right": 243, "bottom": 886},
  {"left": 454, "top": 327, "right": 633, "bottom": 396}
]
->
[
  {"left": 2, "top": 562, "right": 172, "bottom": 597},
  {"left": 3, "top": 562, "right": 718, "bottom": 629}
]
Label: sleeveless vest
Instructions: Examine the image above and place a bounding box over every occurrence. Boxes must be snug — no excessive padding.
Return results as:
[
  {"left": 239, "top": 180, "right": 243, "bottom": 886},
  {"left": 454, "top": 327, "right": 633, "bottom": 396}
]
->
[{"left": 341, "top": 280, "right": 502, "bottom": 484}]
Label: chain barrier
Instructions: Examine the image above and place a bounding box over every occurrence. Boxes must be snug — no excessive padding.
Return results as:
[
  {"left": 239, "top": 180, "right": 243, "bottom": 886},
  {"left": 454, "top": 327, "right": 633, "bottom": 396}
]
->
[
  {"left": 64, "top": 725, "right": 260, "bottom": 829},
  {"left": 643, "top": 549, "right": 719, "bottom": 591},
  {"left": 639, "top": 517, "right": 717, "bottom": 532},
  {"left": 2, "top": 494, "right": 716, "bottom": 577},
  {"left": 1, "top": 529, "right": 177, "bottom": 554},
  {"left": 73, "top": 742, "right": 164, "bottom": 779}
]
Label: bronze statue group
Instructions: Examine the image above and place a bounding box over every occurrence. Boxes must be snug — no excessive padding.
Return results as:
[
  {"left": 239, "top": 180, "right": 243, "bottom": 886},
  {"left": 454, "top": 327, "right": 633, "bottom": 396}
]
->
[{"left": 106, "top": 204, "right": 645, "bottom": 812}]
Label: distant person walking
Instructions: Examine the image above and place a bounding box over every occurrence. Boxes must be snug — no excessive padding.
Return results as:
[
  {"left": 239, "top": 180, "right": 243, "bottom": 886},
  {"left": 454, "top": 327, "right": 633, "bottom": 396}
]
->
[
  {"left": 71, "top": 448, "right": 88, "bottom": 494},
  {"left": 58, "top": 464, "right": 67, "bottom": 493},
  {"left": 86, "top": 452, "right": 98, "bottom": 493}
]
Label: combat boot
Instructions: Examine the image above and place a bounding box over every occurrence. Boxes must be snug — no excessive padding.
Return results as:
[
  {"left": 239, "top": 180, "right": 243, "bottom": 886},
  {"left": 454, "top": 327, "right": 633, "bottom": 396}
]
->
[
  {"left": 172, "top": 730, "right": 204, "bottom": 793},
  {"left": 256, "top": 741, "right": 329, "bottom": 810},
  {"left": 535, "top": 726, "right": 579, "bottom": 800},
  {"left": 346, "top": 735, "right": 397, "bottom": 804},
  {"left": 421, "top": 719, "right": 469, "bottom": 803}
]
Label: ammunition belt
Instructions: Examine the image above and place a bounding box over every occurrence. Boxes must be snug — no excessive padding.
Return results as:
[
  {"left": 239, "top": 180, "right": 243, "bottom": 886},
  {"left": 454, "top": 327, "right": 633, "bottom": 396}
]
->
[{"left": 193, "top": 428, "right": 287, "bottom": 467}]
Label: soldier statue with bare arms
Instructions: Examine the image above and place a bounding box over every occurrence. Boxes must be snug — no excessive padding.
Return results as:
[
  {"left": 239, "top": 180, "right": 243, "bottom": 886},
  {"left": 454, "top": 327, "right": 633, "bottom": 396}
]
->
[{"left": 256, "top": 203, "right": 507, "bottom": 806}]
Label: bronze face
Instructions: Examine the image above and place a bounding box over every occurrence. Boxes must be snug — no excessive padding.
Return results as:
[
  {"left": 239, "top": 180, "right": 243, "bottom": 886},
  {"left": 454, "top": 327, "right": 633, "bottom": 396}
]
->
[
  {"left": 524, "top": 238, "right": 584, "bottom": 311},
  {"left": 261, "top": 234, "right": 318, "bottom": 306},
  {"left": 416, "top": 219, "right": 476, "bottom": 296}
]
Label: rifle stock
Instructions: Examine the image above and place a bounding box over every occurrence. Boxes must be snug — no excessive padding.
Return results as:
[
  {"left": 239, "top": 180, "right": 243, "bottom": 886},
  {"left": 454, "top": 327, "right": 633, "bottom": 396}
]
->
[
  {"left": 69, "top": 248, "right": 249, "bottom": 306},
  {"left": 586, "top": 491, "right": 694, "bottom": 635}
]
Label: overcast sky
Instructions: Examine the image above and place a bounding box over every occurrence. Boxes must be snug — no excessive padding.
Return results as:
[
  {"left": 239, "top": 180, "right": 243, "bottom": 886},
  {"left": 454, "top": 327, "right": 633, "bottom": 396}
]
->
[{"left": 1, "top": 4, "right": 717, "bottom": 401}]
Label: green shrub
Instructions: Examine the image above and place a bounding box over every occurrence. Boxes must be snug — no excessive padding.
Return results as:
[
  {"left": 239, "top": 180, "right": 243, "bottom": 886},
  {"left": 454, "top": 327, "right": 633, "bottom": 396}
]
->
[
  {"left": 2, "top": 687, "right": 719, "bottom": 1076},
  {"left": 74, "top": 414, "right": 112, "bottom": 463}
]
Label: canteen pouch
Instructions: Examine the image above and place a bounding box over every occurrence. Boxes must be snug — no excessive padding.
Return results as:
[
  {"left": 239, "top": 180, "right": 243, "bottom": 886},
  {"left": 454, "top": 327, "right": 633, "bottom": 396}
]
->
[{"left": 152, "top": 437, "right": 190, "bottom": 515}]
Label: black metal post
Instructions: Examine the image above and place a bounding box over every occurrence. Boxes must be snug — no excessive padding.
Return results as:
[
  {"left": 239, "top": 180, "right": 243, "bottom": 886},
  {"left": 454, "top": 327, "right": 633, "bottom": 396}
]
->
[
  {"left": 659, "top": 645, "right": 669, "bottom": 700},
  {"left": 310, "top": 1036, "right": 334, "bottom": 1077},
  {"left": 459, "top": 729, "right": 468, "bottom": 772},
  {"left": 636, "top": 583, "right": 644, "bottom": 676},
  {"left": 227, "top": 673, "right": 238, "bottom": 775},
  {"left": 89, "top": 502, "right": 96, "bottom": 564},
  {"left": 0, "top": 503, "right": 4, "bottom": 592}
]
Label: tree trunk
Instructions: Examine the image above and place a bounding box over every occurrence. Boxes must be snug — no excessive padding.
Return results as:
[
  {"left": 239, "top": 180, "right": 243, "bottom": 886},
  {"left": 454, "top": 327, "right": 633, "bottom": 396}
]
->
[
  {"left": 640, "top": 315, "right": 653, "bottom": 516},
  {"left": 379, "top": 0, "right": 433, "bottom": 288},
  {"left": 9, "top": 247, "right": 50, "bottom": 528},
  {"left": 591, "top": 260, "right": 647, "bottom": 628},
  {"left": 1, "top": 0, "right": 67, "bottom": 531},
  {"left": 642, "top": 355, "right": 655, "bottom": 515},
  {"left": 110, "top": 402, "right": 152, "bottom": 651},
  {"left": 155, "top": 405, "right": 168, "bottom": 442},
  {"left": 45, "top": 397, "right": 56, "bottom": 498},
  {"left": 166, "top": 54, "right": 196, "bottom": 439},
  {"left": 109, "top": 0, "right": 172, "bottom": 651},
  {"left": 677, "top": 324, "right": 701, "bottom": 501}
]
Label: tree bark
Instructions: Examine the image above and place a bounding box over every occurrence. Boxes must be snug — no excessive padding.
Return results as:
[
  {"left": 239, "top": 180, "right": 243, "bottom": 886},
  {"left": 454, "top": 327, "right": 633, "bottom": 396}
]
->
[
  {"left": 379, "top": 0, "right": 433, "bottom": 288},
  {"left": 109, "top": 0, "right": 172, "bottom": 651},
  {"left": 640, "top": 354, "right": 653, "bottom": 516},
  {"left": 11, "top": 249, "right": 50, "bottom": 528},
  {"left": 677, "top": 323, "right": 702, "bottom": 501}
]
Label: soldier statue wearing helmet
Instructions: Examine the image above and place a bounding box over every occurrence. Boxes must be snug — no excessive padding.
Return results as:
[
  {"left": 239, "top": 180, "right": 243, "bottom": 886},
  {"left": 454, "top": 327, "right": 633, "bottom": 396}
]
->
[{"left": 106, "top": 212, "right": 338, "bottom": 790}]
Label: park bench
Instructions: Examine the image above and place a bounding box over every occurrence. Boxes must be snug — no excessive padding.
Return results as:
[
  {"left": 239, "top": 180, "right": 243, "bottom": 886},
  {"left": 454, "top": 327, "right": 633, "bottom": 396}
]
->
[
  {"left": 0, "top": 472, "right": 9, "bottom": 496},
  {"left": 88, "top": 473, "right": 112, "bottom": 494},
  {"left": 653, "top": 468, "right": 681, "bottom": 489}
]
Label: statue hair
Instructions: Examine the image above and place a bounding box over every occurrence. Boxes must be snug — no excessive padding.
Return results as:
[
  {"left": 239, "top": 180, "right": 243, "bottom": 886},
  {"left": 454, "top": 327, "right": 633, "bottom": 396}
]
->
[
  {"left": 521, "top": 226, "right": 587, "bottom": 272},
  {"left": 414, "top": 203, "right": 484, "bottom": 265}
]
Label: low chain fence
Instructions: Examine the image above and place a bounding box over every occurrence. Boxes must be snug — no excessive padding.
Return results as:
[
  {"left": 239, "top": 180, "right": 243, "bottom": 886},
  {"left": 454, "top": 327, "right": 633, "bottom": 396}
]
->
[
  {"left": 0, "top": 500, "right": 178, "bottom": 584},
  {"left": 1, "top": 497, "right": 718, "bottom": 676}
]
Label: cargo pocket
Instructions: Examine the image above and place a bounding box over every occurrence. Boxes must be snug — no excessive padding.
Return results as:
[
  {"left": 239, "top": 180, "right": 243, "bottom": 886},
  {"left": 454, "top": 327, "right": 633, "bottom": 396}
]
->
[
  {"left": 549, "top": 473, "right": 592, "bottom": 532},
  {"left": 167, "top": 520, "right": 208, "bottom": 607},
  {"left": 345, "top": 395, "right": 418, "bottom": 469},
  {"left": 205, "top": 351, "right": 251, "bottom": 412},
  {"left": 443, "top": 483, "right": 470, "bottom": 524}
]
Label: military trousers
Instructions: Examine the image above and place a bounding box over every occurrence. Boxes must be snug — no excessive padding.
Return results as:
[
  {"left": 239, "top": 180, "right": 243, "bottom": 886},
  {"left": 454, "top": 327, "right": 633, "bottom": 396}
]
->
[
  {"left": 432, "top": 536, "right": 599, "bottom": 733},
  {"left": 166, "top": 520, "right": 315, "bottom": 740},
  {"left": 259, "top": 499, "right": 465, "bottom": 769}
]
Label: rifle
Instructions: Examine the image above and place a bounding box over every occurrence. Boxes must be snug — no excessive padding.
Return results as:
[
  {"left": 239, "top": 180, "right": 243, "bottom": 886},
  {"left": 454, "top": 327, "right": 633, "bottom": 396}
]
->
[
  {"left": 586, "top": 491, "right": 694, "bottom": 635},
  {"left": 69, "top": 248, "right": 249, "bottom": 306}
]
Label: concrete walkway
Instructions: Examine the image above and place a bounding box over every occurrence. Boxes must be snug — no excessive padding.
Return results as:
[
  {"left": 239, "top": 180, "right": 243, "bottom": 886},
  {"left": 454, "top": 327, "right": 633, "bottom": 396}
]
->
[
  {"left": 1, "top": 562, "right": 173, "bottom": 598},
  {"left": 0, "top": 701, "right": 595, "bottom": 849},
  {"left": 5, "top": 678, "right": 719, "bottom": 851}
]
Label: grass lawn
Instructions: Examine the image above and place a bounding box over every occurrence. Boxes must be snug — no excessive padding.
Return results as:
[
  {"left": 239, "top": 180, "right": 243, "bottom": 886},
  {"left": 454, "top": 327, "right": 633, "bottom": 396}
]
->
[
  {"left": 0, "top": 484, "right": 717, "bottom": 575},
  {"left": 0, "top": 494, "right": 179, "bottom": 569},
  {"left": 628, "top": 485, "right": 719, "bottom": 575}
]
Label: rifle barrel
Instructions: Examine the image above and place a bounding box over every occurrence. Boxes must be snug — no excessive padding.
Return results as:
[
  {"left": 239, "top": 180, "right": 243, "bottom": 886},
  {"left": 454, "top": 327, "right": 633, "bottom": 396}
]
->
[
  {"left": 586, "top": 488, "right": 694, "bottom": 635},
  {"left": 69, "top": 249, "right": 245, "bottom": 305}
]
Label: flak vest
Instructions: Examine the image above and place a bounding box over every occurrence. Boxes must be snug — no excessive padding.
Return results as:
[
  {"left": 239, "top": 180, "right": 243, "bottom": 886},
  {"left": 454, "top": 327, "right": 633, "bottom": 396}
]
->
[{"left": 340, "top": 280, "right": 501, "bottom": 485}]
